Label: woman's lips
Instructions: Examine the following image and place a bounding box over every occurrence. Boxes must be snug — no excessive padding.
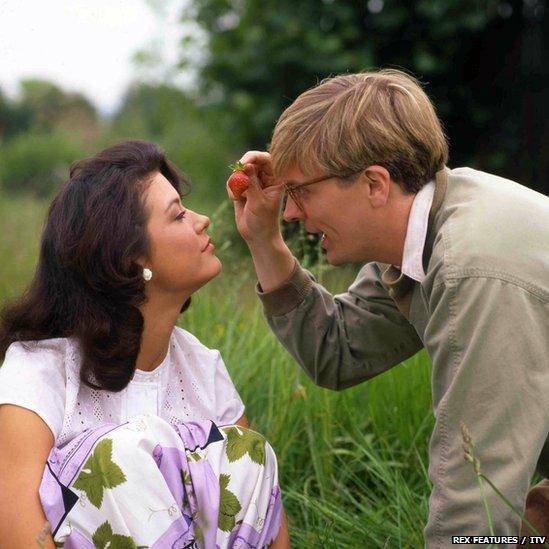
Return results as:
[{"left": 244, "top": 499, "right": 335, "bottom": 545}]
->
[{"left": 202, "top": 237, "right": 213, "bottom": 252}]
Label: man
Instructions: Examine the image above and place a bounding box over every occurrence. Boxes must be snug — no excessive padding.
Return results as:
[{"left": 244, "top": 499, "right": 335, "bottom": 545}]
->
[{"left": 227, "top": 69, "right": 549, "bottom": 547}]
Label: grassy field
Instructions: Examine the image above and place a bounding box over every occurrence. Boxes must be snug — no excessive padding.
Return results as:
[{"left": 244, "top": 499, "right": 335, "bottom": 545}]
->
[{"left": 0, "top": 189, "right": 434, "bottom": 548}]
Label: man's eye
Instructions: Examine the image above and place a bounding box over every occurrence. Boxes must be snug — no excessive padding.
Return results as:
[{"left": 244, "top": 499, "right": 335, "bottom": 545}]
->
[{"left": 175, "top": 211, "right": 186, "bottom": 221}]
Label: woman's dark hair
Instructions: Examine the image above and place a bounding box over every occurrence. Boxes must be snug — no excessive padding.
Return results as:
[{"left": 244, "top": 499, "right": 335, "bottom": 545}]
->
[{"left": 0, "top": 140, "right": 191, "bottom": 391}]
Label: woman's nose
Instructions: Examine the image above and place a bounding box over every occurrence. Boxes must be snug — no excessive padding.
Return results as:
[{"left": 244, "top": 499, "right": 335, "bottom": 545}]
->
[{"left": 197, "top": 213, "right": 210, "bottom": 232}]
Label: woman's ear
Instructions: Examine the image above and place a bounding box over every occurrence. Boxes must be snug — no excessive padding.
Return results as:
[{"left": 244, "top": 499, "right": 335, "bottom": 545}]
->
[
  {"left": 135, "top": 257, "right": 145, "bottom": 269},
  {"left": 134, "top": 254, "right": 150, "bottom": 271},
  {"left": 362, "top": 165, "right": 391, "bottom": 208}
]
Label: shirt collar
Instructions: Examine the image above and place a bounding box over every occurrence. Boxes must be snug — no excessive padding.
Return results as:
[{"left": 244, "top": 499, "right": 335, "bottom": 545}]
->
[{"left": 398, "top": 179, "right": 435, "bottom": 283}]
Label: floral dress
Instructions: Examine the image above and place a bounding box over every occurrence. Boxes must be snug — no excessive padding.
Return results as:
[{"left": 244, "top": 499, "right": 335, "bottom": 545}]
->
[{"left": 39, "top": 414, "right": 282, "bottom": 548}]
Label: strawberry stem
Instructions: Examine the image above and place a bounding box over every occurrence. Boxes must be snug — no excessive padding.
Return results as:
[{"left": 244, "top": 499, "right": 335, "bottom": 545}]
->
[{"left": 229, "top": 161, "right": 244, "bottom": 172}]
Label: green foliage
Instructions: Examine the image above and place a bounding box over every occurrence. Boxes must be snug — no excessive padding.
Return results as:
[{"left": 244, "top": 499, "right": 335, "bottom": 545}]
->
[
  {"left": 0, "top": 88, "right": 32, "bottom": 140},
  {"left": 223, "top": 426, "right": 266, "bottom": 464},
  {"left": 0, "top": 80, "right": 98, "bottom": 140},
  {"left": 182, "top": 0, "right": 549, "bottom": 195},
  {"left": 218, "top": 473, "right": 242, "bottom": 532},
  {"left": 0, "top": 79, "right": 244, "bottom": 206},
  {"left": 188, "top": 451, "right": 202, "bottom": 462},
  {"left": 18, "top": 79, "right": 98, "bottom": 134},
  {"left": 73, "top": 438, "right": 127, "bottom": 509},
  {"left": 112, "top": 82, "right": 245, "bottom": 205},
  {"left": 92, "top": 521, "right": 137, "bottom": 549},
  {"left": 185, "top": 268, "right": 433, "bottom": 547},
  {"left": 182, "top": 0, "right": 497, "bottom": 148},
  {"left": 0, "top": 131, "right": 91, "bottom": 197},
  {"left": 0, "top": 79, "right": 101, "bottom": 199},
  {"left": 0, "top": 190, "right": 44, "bottom": 300},
  {"left": 1, "top": 192, "right": 433, "bottom": 545}
]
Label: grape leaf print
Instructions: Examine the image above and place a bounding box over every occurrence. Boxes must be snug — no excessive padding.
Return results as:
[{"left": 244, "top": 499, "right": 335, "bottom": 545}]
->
[
  {"left": 223, "top": 426, "right": 266, "bottom": 465},
  {"left": 218, "top": 474, "right": 242, "bottom": 532},
  {"left": 91, "top": 520, "right": 137, "bottom": 549},
  {"left": 73, "top": 438, "right": 126, "bottom": 508}
]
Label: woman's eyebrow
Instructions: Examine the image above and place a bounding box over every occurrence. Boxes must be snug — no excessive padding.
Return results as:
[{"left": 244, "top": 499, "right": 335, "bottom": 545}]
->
[{"left": 164, "top": 197, "right": 181, "bottom": 213}]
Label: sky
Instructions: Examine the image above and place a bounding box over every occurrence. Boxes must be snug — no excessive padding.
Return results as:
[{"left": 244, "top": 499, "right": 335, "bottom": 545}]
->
[{"left": 0, "top": 0, "right": 194, "bottom": 115}]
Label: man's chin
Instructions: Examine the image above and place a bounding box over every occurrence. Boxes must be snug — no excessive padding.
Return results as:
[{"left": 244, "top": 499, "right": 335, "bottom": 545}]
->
[
  {"left": 324, "top": 248, "right": 365, "bottom": 266},
  {"left": 324, "top": 249, "right": 345, "bottom": 266}
]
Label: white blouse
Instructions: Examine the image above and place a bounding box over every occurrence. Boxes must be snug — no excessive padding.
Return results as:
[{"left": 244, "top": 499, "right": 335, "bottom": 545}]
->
[{"left": 0, "top": 326, "right": 245, "bottom": 446}]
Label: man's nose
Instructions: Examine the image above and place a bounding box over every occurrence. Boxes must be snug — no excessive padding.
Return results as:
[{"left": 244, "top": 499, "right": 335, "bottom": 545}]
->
[{"left": 282, "top": 197, "right": 304, "bottom": 222}]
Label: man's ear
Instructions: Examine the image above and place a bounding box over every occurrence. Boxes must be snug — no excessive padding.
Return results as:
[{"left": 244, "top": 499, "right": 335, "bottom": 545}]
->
[{"left": 362, "top": 165, "right": 391, "bottom": 208}]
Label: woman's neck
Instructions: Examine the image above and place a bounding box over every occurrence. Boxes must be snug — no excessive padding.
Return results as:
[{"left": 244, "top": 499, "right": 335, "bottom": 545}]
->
[{"left": 136, "top": 292, "right": 187, "bottom": 372}]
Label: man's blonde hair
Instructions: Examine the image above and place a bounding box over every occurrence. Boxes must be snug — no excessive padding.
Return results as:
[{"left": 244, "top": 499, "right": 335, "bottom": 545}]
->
[{"left": 269, "top": 69, "right": 448, "bottom": 193}]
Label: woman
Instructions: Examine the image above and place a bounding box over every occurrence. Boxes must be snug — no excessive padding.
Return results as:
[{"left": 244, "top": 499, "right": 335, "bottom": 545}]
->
[{"left": 0, "top": 140, "right": 290, "bottom": 548}]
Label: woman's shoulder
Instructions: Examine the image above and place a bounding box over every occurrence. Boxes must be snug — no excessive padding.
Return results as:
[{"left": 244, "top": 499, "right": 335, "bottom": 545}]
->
[
  {"left": 2, "top": 336, "right": 76, "bottom": 377},
  {"left": 171, "top": 326, "right": 222, "bottom": 364},
  {"left": 172, "top": 326, "right": 219, "bottom": 354},
  {"left": 5, "top": 336, "right": 69, "bottom": 359},
  {"left": 0, "top": 337, "right": 75, "bottom": 442},
  {"left": 168, "top": 328, "right": 243, "bottom": 425}
]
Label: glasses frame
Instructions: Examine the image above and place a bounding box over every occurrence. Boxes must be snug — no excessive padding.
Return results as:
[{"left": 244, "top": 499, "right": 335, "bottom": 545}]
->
[{"left": 283, "top": 170, "right": 363, "bottom": 212}]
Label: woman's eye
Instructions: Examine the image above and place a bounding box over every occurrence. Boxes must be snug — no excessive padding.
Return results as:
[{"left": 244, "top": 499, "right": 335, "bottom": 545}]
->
[{"left": 175, "top": 211, "right": 186, "bottom": 221}]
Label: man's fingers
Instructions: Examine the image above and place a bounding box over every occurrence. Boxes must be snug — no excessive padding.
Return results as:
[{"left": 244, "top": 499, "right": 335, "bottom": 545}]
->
[
  {"left": 263, "top": 182, "right": 285, "bottom": 201},
  {"left": 226, "top": 164, "right": 260, "bottom": 205},
  {"left": 239, "top": 151, "right": 274, "bottom": 180},
  {"left": 239, "top": 150, "right": 271, "bottom": 167},
  {"left": 242, "top": 164, "right": 280, "bottom": 200},
  {"left": 242, "top": 163, "right": 263, "bottom": 190},
  {"left": 232, "top": 195, "right": 244, "bottom": 218},
  {"left": 226, "top": 160, "right": 283, "bottom": 217},
  {"left": 226, "top": 180, "right": 237, "bottom": 201}
]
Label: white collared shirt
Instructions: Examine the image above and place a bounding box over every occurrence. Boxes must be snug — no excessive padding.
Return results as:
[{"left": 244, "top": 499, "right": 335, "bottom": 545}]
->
[{"left": 398, "top": 179, "right": 435, "bottom": 283}]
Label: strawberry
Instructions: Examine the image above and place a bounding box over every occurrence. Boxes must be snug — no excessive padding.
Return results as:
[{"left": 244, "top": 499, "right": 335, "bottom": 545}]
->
[{"left": 227, "top": 161, "right": 250, "bottom": 199}]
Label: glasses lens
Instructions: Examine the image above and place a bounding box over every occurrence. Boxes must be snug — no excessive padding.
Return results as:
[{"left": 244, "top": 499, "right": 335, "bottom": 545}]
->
[{"left": 288, "top": 189, "right": 302, "bottom": 210}]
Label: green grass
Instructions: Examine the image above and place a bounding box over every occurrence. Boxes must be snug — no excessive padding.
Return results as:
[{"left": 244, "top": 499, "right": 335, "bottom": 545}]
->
[
  {"left": 187, "top": 274, "right": 433, "bottom": 547},
  {"left": 0, "top": 191, "right": 45, "bottom": 300},
  {"left": 0, "top": 189, "right": 434, "bottom": 548}
]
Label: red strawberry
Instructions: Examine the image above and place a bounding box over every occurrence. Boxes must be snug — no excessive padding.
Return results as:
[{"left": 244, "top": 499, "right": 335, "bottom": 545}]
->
[{"left": 227, "top": 161, "right": 250, "bottom": 199}]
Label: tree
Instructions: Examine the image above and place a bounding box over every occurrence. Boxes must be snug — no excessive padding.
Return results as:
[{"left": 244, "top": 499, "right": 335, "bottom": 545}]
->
[
  {"left": 112, "top": 82, "right": 245, "bottom": 204},
  {"left": 181, "top": 0, "right": 548, "bottom": 194},
  {"left": 18, "top": 79, "right": 99, "bottom": 136},
  {"left": 0, "top": 81, "right": 99, "bottom": 196},
  {"left": 0, "top": 87, "right": 32, "bottom": 140}
]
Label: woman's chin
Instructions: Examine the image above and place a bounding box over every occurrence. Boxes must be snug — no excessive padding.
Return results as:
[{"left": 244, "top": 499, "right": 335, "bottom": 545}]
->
[
  {"left": 203, "top": 258, "right": 223, "bottom": 284},
  {"left": 211, "top": 256, "right": 223, "bottom": 276}
]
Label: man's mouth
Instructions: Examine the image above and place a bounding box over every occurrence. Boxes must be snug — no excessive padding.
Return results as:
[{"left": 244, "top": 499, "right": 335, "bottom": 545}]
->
[
  {"left": 304, "top": 226, "right": 323, "bottom": 236},
  {"left": 320, "top": 233, "right": 328, "bottom": 249},
  {"left": 304, "top": 227, "right": 327, "bottom": 246}
]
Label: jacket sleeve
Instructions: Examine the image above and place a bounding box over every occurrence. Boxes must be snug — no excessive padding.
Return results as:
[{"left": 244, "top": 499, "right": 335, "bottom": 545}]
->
[
  {"left": 256, "top": 260, "right": 423, "bottom": 390},
  {"left": 424, "top": 276, "right": 549, "bottom": 546}
]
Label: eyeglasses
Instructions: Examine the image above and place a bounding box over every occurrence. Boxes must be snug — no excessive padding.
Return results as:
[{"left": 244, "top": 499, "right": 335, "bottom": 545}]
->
[{"left": 283, "top": 170, "right": 363, "bottom": 212}]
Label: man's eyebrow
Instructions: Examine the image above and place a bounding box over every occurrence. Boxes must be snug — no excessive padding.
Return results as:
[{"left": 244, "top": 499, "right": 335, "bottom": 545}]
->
[{"left": 164, "top": 197, "right": 181, "bottom": 213}]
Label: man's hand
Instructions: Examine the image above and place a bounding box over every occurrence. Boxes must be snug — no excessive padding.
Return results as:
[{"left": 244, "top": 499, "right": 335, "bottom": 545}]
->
[
  {"left": 226, "top": 151, "right": 285, "bottom": 246},
  {"left": 226, "top": 150, "right": 296, "bottom": 292}
]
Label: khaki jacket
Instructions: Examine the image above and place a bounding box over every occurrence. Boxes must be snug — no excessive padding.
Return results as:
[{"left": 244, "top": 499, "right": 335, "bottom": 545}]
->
[{"left": 257, "top": 167, "right": 549, "bottom": 547}]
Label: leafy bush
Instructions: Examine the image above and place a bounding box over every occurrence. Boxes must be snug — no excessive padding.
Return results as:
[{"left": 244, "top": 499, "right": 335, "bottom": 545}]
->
[
  {"left": 112, "top": 83, "right": 245, "bottom": 205},
  {"left": 0, "top": 132, "right": 90, "bottom": 198}
]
